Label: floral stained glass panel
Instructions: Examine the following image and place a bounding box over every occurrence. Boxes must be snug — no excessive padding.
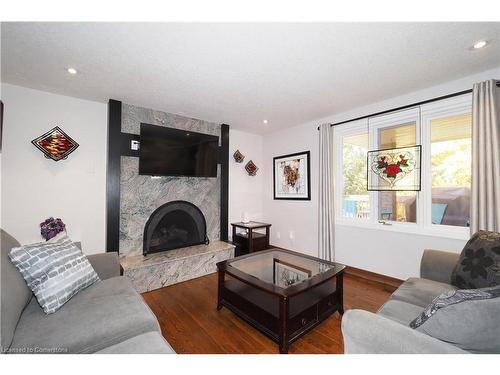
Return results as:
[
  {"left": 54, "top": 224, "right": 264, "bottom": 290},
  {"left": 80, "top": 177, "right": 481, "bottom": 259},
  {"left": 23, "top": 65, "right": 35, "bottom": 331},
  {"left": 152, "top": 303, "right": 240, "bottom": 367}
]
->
[{"left": 367, "top": 145, "right": 421, "bottom": 191}]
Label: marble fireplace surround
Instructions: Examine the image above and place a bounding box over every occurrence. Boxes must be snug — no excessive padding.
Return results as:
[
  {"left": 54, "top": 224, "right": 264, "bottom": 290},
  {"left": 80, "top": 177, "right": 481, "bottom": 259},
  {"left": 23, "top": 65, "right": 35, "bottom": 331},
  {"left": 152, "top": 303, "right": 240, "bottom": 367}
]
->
[
  {"left": 117, "top": 103, "right": 233, "bottom": 291},
  {"left": 120, "top": 102, "right": 222, "bottom": 258}
]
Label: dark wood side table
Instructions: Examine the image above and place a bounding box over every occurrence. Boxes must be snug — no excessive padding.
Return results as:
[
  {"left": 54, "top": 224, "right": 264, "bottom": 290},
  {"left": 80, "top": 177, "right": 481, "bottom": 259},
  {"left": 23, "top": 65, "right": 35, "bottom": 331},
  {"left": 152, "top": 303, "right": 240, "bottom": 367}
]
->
[{"left": 231, "top": 221, "right": 271, "bottom": 254}]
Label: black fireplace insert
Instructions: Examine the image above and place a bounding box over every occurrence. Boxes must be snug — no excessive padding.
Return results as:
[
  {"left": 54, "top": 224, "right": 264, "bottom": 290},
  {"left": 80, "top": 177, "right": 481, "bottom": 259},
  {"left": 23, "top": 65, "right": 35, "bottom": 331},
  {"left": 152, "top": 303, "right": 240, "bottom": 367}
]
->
[{"left": 143, "top": 200, "right": 209, "bottom": 256}]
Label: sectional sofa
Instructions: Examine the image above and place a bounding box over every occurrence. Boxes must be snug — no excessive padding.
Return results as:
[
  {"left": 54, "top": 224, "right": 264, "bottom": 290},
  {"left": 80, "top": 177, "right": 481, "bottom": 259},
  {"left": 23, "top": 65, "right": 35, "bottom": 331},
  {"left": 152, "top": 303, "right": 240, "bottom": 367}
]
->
[{"left": 1, "top": 229, "right": 175, "bottom": 354}]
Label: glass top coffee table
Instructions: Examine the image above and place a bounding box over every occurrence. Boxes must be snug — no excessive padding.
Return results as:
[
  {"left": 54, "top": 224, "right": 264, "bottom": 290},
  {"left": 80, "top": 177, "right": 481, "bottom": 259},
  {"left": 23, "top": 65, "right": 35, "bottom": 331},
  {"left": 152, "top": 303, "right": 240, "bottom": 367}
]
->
[{"left": 216, "top": 248, "right": 345, "bottom": 353}]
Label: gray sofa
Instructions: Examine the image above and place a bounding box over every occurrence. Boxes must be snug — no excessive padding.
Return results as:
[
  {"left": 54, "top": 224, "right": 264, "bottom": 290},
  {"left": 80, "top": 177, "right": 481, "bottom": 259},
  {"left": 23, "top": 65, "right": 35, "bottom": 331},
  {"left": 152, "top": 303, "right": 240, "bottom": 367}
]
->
[
  {"left": 1, "top": 229, "right": 175, "bottom": 354},
  {"left": 342, "top": 249, "right": 476, "bottom": 354}
]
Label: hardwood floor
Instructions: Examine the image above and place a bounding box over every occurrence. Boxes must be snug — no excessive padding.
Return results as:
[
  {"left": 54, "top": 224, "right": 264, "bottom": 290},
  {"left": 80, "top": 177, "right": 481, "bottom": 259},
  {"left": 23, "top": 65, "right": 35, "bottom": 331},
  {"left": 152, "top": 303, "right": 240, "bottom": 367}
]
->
[{"left": 142, "top": 272, "right": 394, "bottom": 354}]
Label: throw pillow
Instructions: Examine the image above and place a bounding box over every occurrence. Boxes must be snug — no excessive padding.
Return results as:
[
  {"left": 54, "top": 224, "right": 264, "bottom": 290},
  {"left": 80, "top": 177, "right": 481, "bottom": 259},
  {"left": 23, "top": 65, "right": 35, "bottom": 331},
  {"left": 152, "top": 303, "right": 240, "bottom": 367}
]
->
[
  {"left": 409, "top": 286, "right": 500, "bottom": 353},
  {"left": 9, "top": 234, "right": 100, "bottom": 314},
  {"left": 451, "top": 230, "right": 500, "bottom": 289}
]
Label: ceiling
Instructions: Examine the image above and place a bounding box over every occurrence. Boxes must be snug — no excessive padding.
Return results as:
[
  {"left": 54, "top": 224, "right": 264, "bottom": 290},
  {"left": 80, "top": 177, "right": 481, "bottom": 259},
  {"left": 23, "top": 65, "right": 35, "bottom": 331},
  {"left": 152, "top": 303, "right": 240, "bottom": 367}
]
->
[{"left": 1, "top": 22, "right": 499, "bottom": 134}]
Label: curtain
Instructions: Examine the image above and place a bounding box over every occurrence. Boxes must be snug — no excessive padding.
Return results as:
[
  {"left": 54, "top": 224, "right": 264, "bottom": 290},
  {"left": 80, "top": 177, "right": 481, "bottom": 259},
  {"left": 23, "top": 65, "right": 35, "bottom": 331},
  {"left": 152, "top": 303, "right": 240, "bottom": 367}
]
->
[
  {"left": 471, "top": 79, "right": 500, "bottom": 233},
  {"left": 318, "top": 123, "right": 335, "bottom": 261}
]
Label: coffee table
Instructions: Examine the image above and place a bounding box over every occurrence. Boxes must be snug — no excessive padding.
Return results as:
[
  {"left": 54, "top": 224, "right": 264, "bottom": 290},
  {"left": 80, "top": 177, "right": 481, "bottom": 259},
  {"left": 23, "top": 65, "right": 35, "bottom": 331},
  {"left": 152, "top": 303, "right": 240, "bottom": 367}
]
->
[{"left": 216, "top": 248, "right": 345, "bottom": 353}]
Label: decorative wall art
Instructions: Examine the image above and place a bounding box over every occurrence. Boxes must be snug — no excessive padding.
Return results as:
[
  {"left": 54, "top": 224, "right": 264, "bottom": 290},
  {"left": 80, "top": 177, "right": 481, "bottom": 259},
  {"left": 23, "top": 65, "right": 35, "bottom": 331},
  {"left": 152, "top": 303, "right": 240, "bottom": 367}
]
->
[
  {"left": 367, "top": 145, "right": 422, "bottom": 191},
  {"left": 245, "top": 160, "right": 258, "bottom": 176},
  {"left": 31, "top": 126, "right": 79, "bottom": 161},
  {"left": 273, "top": 151, "right": 311, "bottom": 200},
  {"left": 233, "top": 149, "right": 245, "bottom": 163}
]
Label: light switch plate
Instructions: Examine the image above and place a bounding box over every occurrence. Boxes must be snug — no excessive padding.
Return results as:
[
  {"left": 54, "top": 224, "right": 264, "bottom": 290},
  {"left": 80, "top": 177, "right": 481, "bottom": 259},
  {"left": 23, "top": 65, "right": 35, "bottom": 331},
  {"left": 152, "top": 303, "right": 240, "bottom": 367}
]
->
[{"left": 131, "top": 140, "right": 140, "bottom": 150}]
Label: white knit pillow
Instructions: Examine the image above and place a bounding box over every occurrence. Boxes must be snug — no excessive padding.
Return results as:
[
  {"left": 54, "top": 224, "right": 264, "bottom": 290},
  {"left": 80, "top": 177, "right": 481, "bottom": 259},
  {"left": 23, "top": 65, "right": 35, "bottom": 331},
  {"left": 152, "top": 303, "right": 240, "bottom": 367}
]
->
[{"left": 9, "top": 234, "right": 100, "bottom": 314}]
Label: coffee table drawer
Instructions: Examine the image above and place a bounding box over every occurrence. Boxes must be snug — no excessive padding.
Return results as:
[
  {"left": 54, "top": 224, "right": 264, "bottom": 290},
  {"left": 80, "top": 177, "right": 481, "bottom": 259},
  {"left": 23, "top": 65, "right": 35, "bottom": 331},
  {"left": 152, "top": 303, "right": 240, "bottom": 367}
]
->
[{"left": 289, "top": 305, "right": 318, "bottom": 336}]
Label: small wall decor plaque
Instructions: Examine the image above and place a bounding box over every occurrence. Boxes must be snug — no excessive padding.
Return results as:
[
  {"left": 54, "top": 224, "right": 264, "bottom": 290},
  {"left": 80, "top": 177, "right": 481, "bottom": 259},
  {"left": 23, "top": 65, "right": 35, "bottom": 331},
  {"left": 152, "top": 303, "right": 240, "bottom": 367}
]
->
[
  {"left": 233, "top": 149, "right": 245, "bottom": 163},
  {"left": 367, "top": 145, "right": 421, "bottom": 191},
  {"left": 245, "top": 160, "right": 258, "bottom": 176},
  {"left": 32, "top": 126, "right": 79, "bottom": 161}
]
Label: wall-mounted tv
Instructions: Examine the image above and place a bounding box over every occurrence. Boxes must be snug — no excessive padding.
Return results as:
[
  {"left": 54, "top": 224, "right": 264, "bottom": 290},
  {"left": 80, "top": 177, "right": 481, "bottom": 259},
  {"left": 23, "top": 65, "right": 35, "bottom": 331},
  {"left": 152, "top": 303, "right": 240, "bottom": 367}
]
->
[{"left": 139, "top": 123, "right": 219, "bottom": 177}]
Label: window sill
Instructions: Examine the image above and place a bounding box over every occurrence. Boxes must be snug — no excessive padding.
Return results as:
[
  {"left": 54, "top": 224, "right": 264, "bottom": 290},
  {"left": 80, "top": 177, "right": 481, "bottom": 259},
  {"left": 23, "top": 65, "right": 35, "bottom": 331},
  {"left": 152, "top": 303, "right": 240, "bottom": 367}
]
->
[{"left": 334, "top": 219, "right": 470, "bottom": 241}]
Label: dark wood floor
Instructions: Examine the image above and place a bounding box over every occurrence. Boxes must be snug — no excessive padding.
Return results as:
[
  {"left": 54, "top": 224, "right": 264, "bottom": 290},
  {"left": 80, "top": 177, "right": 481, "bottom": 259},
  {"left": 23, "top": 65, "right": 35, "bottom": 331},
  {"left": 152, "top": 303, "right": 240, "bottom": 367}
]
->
[{"left": 142, "top": 272, "right": 395, "bottom": 354}]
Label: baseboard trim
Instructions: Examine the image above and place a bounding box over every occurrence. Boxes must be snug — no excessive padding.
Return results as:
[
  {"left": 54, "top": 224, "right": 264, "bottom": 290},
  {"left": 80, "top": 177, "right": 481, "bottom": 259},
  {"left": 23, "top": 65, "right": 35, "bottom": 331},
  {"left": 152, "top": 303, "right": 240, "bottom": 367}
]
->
[{"left": 344, "top": 266, "right": 403, "bottom": 292}]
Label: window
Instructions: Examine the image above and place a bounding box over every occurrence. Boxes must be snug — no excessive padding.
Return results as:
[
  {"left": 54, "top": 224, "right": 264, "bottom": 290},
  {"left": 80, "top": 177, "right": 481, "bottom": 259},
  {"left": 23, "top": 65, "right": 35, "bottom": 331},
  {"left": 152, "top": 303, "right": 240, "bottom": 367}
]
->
[
  {"left": 334, "top": 94, "right": 472, "bottom": 239},
  {"left": 377, "top": 122, "right": 417, "bottom": 223},
  {"left": 430, "top": 114, "right": 472, "bottom": 227},
  {"left": 342, "top": 132, "right": 369, "bottom": 219}
]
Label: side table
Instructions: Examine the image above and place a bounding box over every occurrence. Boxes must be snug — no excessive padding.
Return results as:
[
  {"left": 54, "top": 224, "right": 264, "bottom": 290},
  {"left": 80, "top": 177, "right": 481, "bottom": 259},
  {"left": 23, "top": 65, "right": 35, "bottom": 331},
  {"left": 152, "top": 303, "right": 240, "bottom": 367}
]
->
[{"left": 231, "top": 221, "right": 271, "bottom": 254}]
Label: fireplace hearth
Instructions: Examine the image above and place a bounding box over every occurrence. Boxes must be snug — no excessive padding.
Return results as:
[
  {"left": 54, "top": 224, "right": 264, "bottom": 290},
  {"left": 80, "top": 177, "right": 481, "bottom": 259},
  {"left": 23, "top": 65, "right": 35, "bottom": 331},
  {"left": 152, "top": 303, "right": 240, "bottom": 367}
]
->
[{"left": 143, "top": 200, "right": 209, "bottom": 256}]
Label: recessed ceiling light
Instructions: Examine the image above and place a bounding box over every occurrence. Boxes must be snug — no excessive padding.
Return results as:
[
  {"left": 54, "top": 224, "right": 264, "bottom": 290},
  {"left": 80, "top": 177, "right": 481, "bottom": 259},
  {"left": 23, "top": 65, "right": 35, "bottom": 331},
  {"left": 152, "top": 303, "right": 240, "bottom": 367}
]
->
[
  {"left": 263, "top": 119, "right": 268, "bottom": 124},
  {"left": 67, "top": 67, "right": 78, "bottom": 74},
  {"left": 473, "top": 40, "right": 488, "bottom": 49}
]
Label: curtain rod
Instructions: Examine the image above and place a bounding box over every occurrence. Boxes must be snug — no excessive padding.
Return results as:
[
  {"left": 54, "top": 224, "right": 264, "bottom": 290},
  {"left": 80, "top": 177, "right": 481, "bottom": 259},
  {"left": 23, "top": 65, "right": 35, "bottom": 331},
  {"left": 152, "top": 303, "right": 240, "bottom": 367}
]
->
[{"left": 317, "top": 80, "right": 500, "bottom": 130}]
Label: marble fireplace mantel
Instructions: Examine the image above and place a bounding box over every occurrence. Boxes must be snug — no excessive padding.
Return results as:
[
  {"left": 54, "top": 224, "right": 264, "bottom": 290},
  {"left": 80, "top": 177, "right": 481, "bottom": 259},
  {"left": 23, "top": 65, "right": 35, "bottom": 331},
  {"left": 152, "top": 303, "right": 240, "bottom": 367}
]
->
[{"left": 120, "top": 240, "right": 235, "bottom": 293}]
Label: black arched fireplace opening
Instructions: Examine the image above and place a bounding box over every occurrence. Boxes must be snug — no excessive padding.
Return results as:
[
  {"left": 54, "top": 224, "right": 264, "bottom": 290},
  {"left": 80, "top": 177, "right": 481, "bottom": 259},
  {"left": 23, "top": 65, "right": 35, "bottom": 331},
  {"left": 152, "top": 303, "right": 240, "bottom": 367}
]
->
[{"left": 143, "top": 200, "right": 209, "bottom": 256}]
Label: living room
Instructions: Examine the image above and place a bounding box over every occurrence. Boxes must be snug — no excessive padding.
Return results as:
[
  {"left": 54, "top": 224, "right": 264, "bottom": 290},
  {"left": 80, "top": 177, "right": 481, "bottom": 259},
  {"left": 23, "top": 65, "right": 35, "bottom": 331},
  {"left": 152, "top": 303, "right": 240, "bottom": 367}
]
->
[{"left": 1, "top": 1, "right": 500, "bottom": 373}]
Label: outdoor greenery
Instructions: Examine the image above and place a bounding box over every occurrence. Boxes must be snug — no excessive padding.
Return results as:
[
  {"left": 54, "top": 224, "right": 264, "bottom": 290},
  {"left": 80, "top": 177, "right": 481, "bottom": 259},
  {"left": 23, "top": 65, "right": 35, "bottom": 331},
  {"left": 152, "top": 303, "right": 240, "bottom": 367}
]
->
[
  {"left": 343, "top": 143, "right": 368, "bottom": 195},
  {"left": 431, "top": 140, "right": 471, "bottom": 187}
]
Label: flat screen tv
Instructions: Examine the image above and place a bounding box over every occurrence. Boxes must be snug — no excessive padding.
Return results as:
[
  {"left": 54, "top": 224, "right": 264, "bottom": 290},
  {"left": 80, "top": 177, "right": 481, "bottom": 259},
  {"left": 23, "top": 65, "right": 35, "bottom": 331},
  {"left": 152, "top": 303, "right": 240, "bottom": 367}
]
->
[{"left": 139, "top": 123, "right": 219, "bottom": 177}]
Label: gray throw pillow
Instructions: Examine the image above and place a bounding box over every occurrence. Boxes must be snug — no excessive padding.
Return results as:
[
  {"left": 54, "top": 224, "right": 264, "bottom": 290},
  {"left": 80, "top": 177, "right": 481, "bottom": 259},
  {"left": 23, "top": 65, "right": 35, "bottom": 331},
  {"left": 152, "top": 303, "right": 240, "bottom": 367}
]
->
[
  {"left": 9, "top": 234, "right": 100, "bottom": 314},
  {"left": 451, "top": 230, "right": 500, "bottom": 289},
  {"left": 410, "top": 286, "right": 500, "bottom": 353}
]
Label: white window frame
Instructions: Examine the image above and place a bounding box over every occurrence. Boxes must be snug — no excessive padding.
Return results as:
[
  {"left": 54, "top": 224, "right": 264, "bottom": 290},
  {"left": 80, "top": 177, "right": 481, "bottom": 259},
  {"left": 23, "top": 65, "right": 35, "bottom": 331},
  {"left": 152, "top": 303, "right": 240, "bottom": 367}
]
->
[
  {"left": 420, "top": 94, "right": 472, "bottom": 239},
  {"left": 334, "top": 94, "right": 472, "bottom": 240},
  {"left": 334, "top": 119, "right": 370, "bottom": 223}
]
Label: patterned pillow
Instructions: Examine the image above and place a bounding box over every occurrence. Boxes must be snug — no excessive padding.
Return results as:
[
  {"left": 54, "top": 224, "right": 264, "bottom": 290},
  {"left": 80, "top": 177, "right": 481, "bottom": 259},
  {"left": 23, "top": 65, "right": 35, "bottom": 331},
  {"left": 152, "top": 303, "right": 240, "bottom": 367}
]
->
[
  {"left": 409, "top": 286, "right": 500, "bottom": 353},
  {"left": 451, "top": 230, "right": 500, "bottom": 289},
  {"left": 409, "top": 286, "right": 500, "bottom": 328},
  {"left": 9, "top": 234, "right": 100, "bottom": 314}
]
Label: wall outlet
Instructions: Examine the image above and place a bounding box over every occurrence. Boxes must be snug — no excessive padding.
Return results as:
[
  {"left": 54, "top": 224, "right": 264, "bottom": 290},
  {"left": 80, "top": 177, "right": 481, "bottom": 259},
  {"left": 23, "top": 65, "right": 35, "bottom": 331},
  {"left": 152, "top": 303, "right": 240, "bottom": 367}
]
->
[
  {"left": 289, "top": 230, "right": 295, "bottom": 240},
  {"left": 276, "top": 231, "right": 281, "bottom": 239}
]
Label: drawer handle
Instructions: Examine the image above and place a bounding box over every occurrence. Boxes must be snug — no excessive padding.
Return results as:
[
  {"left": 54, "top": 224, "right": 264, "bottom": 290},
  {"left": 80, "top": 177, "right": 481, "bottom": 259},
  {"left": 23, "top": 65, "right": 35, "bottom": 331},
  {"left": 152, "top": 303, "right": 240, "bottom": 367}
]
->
[{"left": 301, "top": 318, "right": 307, "bottom": 326}]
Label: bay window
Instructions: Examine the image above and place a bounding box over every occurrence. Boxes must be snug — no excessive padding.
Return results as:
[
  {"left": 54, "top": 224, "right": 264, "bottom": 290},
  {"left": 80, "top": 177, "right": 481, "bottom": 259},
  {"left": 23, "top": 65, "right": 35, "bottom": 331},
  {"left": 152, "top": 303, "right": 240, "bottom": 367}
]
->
[{"left": 334, "top": 94, "right": 472, "bottom": 239}]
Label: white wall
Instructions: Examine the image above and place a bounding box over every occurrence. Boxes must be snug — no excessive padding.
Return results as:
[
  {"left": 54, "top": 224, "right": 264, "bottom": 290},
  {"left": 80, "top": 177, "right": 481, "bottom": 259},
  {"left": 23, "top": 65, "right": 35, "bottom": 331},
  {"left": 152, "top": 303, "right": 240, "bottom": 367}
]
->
[
  {"left": 1, "top": 84, "right": 107, "bottom": 254},
  {"left": 228, "top": 129, "right": 264, "bottom": 239},
  {"left": 263, "top": 67, "right": 500, "bottom": 279}
]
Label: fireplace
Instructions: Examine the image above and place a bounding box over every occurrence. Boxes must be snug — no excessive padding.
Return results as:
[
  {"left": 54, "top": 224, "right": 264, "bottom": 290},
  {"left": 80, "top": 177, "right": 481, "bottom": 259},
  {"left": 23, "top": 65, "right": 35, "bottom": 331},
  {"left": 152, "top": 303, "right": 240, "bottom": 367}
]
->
[{"left": 143, "top": 200, "right": 209, "bottom": 256}]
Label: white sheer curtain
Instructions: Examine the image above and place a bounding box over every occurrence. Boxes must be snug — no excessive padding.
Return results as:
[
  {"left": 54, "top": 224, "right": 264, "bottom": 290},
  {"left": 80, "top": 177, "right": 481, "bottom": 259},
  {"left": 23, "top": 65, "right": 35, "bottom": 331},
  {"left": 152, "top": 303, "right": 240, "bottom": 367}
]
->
[
  {"left": 471, "top": 79, "right": 500, "bottom": 233},
  {"left": 318, "top": 123, "right": 335, "bottom": 261}
]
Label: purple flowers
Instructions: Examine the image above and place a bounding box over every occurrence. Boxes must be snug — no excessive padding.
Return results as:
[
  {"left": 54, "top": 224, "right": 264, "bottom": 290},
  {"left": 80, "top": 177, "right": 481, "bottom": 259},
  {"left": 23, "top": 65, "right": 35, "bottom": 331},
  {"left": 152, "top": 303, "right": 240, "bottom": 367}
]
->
[{"left": 40, "top": 217, "right": 66, "bottom": 241}]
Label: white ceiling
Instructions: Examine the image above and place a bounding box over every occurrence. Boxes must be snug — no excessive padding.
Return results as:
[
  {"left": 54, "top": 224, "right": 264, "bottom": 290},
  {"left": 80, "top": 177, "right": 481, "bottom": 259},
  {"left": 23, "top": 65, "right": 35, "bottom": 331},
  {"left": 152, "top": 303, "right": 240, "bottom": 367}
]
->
[{"left": 2, "top": 22, "right": 499, "bottom": 134}]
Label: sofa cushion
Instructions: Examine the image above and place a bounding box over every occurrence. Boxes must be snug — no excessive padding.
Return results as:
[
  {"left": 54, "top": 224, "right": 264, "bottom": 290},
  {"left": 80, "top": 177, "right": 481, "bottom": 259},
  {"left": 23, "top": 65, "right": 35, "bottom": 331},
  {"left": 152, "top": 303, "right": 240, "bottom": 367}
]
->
[
  {"left": 96, "top": 332, "right": 175, "bottom": 354},
  {"left": 412, "top": 286, "right": 500, "bottom": 353},
  {"left": 390, "top": 277, "right": 457, "bottom": 308},
  {"left": 1, "top": 230, "right": 33, "bottom": 352},
  {"left": 9, "top": 234, "right": 100, "bottom": 314},
  {"left": 377, "top": 300, "right": 425, "bottom": 326},
  {"left": 9, "top": 276, "right": 161, "bottom": 353},
  {"left": 451, "top": 230, "right": 500, "bottom": 289}
]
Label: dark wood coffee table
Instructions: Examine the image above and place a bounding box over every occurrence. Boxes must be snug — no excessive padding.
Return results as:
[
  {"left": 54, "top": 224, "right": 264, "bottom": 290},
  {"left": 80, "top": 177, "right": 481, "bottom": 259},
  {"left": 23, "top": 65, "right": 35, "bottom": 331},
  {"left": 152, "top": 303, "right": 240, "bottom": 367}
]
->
[{"left": 216, "top": 248, "right": 345, "bottom": 353}]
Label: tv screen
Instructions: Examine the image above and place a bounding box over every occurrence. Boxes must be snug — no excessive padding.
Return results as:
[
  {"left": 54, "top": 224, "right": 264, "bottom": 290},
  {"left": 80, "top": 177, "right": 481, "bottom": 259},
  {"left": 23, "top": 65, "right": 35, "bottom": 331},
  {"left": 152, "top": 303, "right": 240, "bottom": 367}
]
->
[{"left": 139, "top": 123, "right": 219, "bottom": 177}]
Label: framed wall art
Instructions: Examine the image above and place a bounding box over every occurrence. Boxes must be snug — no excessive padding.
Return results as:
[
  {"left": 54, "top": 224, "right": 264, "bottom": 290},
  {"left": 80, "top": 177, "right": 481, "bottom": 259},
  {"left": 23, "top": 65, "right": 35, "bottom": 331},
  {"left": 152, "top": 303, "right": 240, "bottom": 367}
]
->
[
  {"left": 273, "top": 151, "right": 310, "bottom": 200},
  {"left": 367, "top": 145, "right": 421, "bottom": 191}
]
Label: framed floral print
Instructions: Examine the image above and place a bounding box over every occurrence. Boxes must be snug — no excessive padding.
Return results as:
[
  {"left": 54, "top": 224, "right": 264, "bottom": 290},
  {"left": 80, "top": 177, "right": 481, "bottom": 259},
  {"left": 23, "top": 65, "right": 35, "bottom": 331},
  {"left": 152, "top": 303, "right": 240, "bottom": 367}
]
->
[
  {"left": 367, "top": 145, "right": 421, "bottom": 191},
  {"left": 273, "top": 151, "right": 311, "bottom": 200}
]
